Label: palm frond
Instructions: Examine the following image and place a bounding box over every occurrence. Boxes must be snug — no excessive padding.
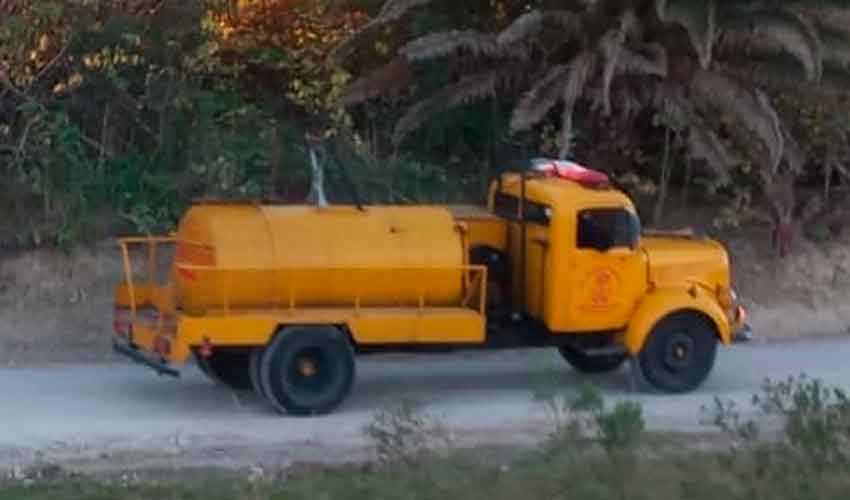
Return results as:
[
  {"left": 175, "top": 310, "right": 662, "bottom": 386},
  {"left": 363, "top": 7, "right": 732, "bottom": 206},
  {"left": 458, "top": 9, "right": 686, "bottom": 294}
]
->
[
  {"left": 542, "top": 9, "right": 582, "bottom": 35},
  {"left": 600, "top": 9, "right": 639, "bottom": 116},
  {"left": 510, "top": 64, "right": 570, "bottom": 132},
  {"left": 341, "top": 57, "right": 412, "bottom": 106},
  {"left": 739, "top": 9, "right": 824, "bottom": 82},
  {"left": 820, "top": 26, "right": 850, "bottom": 69},
  {"left": 616, "top": 44, "right": 668, "bottom": 78},
  {"left": 378, "top": 0, "right": 431, "bottom": 19},
  {"left": 330, "top": 0, "right": 432, "bottom": 62},
  {"left": 400, "top": 30, "right": 513, "bottom": 61},
  {"left": 792, "top": 5, "right": 850, "bottom": 38},
  {"left": 755, "top": 88, "right": 785, "bottom": 173},
  {"left": 687, "top": 126, "right": 737, "bottom": 184},
  {"left": 393, "top": 68, "right": 523, "bottom": 145},
  {"left": 600, "top": 35, "right": 624, "bottom": 117},
  {"left": 608, "top": 84, "right": 650, "bottom": 126},
  {"left": 560, "top": 50, "right": 598, "bottom": 158},
  {"left": 654, "top": 82, "right": 735, "bottom": 183},
  {"left": 657, "top": 0, "right": 717, "bottom": 69},
  {"left": 690, "top": 69, "right": 784, "bottom": 171},
  {"left": 780, "top": 121, "right": 805, "bottom": 174},
  {"left": 497, "top": 10, "right": 543, "bottom": 46}
]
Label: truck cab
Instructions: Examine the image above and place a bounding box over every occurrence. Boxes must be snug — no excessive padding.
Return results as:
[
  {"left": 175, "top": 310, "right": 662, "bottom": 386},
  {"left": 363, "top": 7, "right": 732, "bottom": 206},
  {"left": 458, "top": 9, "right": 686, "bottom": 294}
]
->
[{"left": 456, "top": 159, "right": 750, "bottom": 392}]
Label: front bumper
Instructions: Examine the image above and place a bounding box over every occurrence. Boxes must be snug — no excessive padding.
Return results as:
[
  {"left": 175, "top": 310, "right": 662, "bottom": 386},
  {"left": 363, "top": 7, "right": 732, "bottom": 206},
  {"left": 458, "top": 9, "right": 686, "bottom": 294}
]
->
[{"left": 733, "top": 323, "right": 753, "bottom": 343}]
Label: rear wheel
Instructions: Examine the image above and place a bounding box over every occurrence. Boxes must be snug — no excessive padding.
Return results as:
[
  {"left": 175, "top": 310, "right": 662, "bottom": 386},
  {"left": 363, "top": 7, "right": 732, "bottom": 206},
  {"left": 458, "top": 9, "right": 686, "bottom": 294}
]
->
[
  {"left": 637, "top": 312, "right": 718, "bottom": 393},
  {"left": 249, "top": 347, "right": 268, "bottom": 400},
  {"left": 558, "top": 346, "right": 627, "bottom": 373},
  {"left": 260, "top": 326, "right": 355, "bottom": 416},
  {"left": 196, "top": 350, "right": 253, "bottom": 391}
]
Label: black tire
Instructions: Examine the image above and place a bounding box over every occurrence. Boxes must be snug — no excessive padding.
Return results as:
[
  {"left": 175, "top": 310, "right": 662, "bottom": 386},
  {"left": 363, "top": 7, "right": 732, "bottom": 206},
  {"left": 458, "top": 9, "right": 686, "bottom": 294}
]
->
[
  {"left": 249, "top": 346, "right": 268, "bottom": 400},
  {"left": 196, "top": 350, "right": 253, "bottom": 391},
  {"left": 260, "top": 326, "right": 355, "bottom": 416},
  {"left": 637, "top": 312, "right": 718, "bottom": 393},
  {"left": 558, "top": 346, "right": 627, "bottom": 373}
]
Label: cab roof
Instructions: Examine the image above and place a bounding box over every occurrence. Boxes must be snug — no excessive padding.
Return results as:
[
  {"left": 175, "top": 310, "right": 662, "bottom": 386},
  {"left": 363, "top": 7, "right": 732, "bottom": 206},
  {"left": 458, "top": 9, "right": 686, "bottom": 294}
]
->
[{"left": 495, "top": 171, "right": 635, "bottom": 213}]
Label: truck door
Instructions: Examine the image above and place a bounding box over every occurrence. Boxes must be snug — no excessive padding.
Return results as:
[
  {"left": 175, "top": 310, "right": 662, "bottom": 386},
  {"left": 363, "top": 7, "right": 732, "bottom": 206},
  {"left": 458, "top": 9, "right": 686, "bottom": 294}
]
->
[
  {"left": 564, "top": 207, "right": 646, "bottom": 332},
  {"left": 493, "top": 192, "right": 551, "bottom": 320}
]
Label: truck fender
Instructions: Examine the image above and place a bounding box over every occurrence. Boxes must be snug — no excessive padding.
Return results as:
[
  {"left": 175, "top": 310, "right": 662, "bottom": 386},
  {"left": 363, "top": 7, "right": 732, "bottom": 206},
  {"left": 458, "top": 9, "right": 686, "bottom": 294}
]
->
[{"left": 623, "top": 287, "right": 731, "bottom": 355}]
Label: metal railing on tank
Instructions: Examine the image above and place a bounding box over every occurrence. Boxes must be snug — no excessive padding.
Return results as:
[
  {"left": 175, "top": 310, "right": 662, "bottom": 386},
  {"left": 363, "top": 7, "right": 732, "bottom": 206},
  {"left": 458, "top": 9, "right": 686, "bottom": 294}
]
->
[{"left": 116, "top": 237, "right": 488, "bottom": 321}]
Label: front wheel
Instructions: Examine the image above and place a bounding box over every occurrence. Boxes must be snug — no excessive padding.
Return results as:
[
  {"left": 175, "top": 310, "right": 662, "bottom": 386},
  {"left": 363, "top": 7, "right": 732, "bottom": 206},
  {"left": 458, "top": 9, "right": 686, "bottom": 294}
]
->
[
  {"left": 637, "top": 312, "right": 718, "bottom": 393},
  {"left": 558, "top": 346, "right": 627, "bottom": 373},
  {"left": 260, "top": 326, "right": 355, "bottom": 416}
]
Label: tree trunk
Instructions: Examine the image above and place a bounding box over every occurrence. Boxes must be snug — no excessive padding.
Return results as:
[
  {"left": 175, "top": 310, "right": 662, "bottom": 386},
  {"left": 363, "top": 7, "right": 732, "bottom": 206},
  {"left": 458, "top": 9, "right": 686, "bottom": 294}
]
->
[
  {"left": 763, "top": 171, "right": 797, "bottom": 258},
  {"left": 825, "top": 159, "right": 834, "bottom": 203},
  {"left": 680, "top": 157, "right": 692, "bottom": 209},
  {"left": 267, "top": 125, "right": 282, "bottom": 199},
  {"left": 653, "top": 127, "right": 673, "bottom": 225}
]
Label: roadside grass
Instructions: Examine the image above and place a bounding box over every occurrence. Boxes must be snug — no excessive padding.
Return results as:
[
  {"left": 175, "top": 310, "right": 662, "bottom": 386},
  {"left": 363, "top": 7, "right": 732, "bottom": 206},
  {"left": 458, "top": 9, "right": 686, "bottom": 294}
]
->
[
  {"left": 3, "top": 374, "right": 850, "bottom": 500},
  {"left": 4, "top": 444, "right": 850, "bottom": 500}
]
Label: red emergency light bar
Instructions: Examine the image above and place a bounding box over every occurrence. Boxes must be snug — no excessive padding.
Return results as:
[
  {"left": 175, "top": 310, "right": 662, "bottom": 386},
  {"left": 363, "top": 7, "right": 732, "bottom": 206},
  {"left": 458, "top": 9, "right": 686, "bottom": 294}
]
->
[{"left": 530, "top": 159, "right": 610, "bottom": 188}]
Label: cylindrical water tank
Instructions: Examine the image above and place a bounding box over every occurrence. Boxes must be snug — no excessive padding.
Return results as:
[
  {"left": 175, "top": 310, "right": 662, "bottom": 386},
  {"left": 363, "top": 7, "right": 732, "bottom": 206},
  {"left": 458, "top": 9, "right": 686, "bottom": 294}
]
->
[{"left": 172, "top": 204, "right": 466, "bottom": 314}]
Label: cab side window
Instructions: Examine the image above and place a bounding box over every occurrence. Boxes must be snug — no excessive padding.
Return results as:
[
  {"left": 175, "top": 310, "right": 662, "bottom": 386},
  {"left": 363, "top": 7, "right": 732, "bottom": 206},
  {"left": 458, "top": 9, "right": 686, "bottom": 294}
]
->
[
  {"left": 577, "top": 208, "right": 640, "bottom": 251},
  {"left": 493, "top": 193, "right": 551, "bottom": 225}
]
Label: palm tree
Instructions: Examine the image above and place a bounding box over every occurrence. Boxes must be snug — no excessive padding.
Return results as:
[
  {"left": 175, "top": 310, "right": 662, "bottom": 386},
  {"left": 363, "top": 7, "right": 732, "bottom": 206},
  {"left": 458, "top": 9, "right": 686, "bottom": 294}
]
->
[{"left": 334, "top": 0, "right": 850, "bottom": 255}]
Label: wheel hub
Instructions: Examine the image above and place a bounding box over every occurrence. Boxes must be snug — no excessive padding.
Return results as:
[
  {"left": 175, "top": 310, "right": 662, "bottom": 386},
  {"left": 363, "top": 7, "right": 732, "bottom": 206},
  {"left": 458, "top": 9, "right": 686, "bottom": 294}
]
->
[
  {"left": 298, "top": 357, "right": 317, "bottom": 378},
  {"left": 287, "top": 347, "right": 331, "bottom": 398},
  {"left": 663, "top": 333, "right": 694, "bottom": 371}
]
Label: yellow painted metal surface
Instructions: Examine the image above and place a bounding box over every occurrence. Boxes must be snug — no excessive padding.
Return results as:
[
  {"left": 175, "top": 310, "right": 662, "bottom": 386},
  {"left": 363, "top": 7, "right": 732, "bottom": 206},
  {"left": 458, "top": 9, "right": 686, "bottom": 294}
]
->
[
  {"left": 175, "top": 307, "right": 485, "bottom": 348},
  {"left": 124, "top": 306, "right": 485, "bottom": 364},
  {"left": 113, "top": 165, "right": 739, "bottom": 366},
  {"left": 115, "top": 283, "right": 175, "bottom": 316},
  {"left": 448, "top": 204, "right": 508, "bottom": 252},
  {"left": 174, "top": 205, "right": 465, "bottom": 313},
  {"left": 115, "top": 235, "right": 487, "bottom": 362},
  {"left": 640, "top": 236, "right": 730, "bottom": 290},
  {"left": 492, "top": 173, "right": 646, "bottom": 332},
  {"left": 623, "top": 286, "right": 732, "bottom": 355},
  {"left": 489, "top": 172, "right": 734, "bottom": 339}
]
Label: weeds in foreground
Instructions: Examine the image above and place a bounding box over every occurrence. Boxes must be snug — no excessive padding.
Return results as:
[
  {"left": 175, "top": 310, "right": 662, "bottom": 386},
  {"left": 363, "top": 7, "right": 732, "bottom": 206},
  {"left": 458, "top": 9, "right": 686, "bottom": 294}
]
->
[
  {"left": 531, "top": 363, "right": 646, "bottom": 456},
  {"left": 530, "top": 364, "right": 647, "bottom": 500},
  {"left": 703, "top": 374, "right": 850, "bottom": 498},
  {"left": 361, "top": 397, "right": 452, "bottom": 465},
  {"left": 705, "top": 374, "right": 850, "bottom": 463}
]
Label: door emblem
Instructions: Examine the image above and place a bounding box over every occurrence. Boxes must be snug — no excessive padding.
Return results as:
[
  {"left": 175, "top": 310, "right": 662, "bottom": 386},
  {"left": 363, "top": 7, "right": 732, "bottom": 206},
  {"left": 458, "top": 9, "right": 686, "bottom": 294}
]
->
[{"left": 581, "top": 267, "right": 620, "bottom": 311}]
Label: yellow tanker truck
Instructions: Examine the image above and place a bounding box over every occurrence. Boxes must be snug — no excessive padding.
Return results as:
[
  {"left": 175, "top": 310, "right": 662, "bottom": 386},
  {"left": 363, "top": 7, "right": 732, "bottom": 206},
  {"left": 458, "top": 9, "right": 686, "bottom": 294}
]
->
[{"left": 112, "top": 158, "right": 751, "bottom": 415}]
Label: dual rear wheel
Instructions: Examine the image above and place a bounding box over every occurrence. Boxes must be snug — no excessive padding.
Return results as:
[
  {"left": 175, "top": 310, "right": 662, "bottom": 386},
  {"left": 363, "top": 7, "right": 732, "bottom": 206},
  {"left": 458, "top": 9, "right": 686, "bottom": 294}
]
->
[
  {"left": 257, "top": 326, "right": 355, "bottom": 415},
  {"left": 197, "top": 326, "right": 355, "bottom": 416}
]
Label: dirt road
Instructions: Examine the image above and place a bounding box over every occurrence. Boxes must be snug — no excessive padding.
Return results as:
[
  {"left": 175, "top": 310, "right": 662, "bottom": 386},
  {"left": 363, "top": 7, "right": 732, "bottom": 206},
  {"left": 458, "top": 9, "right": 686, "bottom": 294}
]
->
[{"left": 2, "top": 338, "right": 850, "bottom": 474}]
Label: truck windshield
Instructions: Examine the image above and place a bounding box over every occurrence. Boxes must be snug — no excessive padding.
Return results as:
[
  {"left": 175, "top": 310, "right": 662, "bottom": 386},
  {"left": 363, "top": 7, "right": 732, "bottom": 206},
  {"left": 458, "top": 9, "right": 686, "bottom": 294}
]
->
[{"left": 577, "top": 208, "right": 640, "bottom": 250}]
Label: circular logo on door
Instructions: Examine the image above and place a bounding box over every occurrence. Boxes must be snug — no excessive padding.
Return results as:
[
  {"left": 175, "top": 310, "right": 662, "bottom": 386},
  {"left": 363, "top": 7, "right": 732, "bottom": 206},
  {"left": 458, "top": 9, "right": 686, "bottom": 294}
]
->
[{"left": 582, "top": 267, "right": 620, "bottom": 311}]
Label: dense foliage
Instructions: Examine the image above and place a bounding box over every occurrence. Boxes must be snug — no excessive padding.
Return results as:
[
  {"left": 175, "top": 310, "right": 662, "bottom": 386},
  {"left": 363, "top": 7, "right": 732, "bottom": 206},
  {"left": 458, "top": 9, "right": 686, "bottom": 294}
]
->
[
  {"left": 2, "top": 0, "right": 850, "bottom": 256},
  {"left": 339, "top": 0, "right": 850, "bottom": 255}
]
